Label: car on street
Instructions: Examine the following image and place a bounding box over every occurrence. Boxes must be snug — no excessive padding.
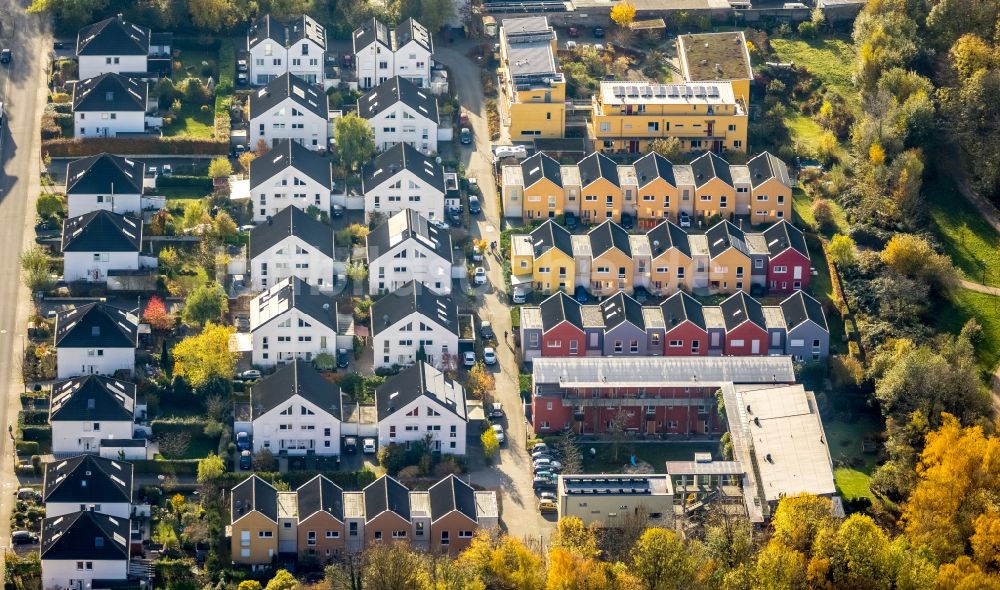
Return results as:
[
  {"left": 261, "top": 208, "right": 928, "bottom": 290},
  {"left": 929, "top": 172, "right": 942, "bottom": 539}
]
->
[
  {"left": 679, "top": 212, "right": 692, "bottom": 228},
  {"left": 511, "top": 288, "right": 527, "bottom": 304},
  {"left": 11, "top": 531, "right": 37, "bottom": 545},
  {"left": 237, "top": 72, "right": 248, "bottom": 85},
  {"left": 492, "top": 424, "right": 506, "bottom": 444},
  {"left": 593, "top": 27, "right": 605, "bottom": 38},
  {"left": 448, "top": 212, "right": 463, "bottom": 227},
  {"left": 463, "top": 351, "right": 477, "bottom": 367},
  {"left": 472, "top": 244, "right": 484, "bottom": 262},
  {"left": 161, "top": 164, "right": 173, "bottom": 177},
  {"left": 480, "top": 320, "right": 495, "bottom": 340},
  {"left": 483, "top": 347, "right": 497, "bottom": 365},
  {"left": 236, "top": 432, "right": 251, "bottom": 452},
  {"left": 238, "top": 369, "right": 261, "bottom": 381},
  {"left": 337, "top": 348, "right": 350, "bottom": 369},
  {"left": 363, "top": 438, "right": 377, "bottom": 454},
  {"left": 239, "top": 451, "right": 252, "bottom": 470},
  {"left": 533, "top": 476, "right": 556, "bottom": 490},
  {"left": 539, "top": 500, "right": 557, "bottom": 512},
  {"left": 574, "top": 286, "right": 589, "bottom": 303},
  {"left": 567, "top": 26, "right": 579, "bottom": 37},
  {"left": 1, "top": 49, "right": 11, "bottom": 64},
  {"left": 460, "top": 127, "right": 472, "bottom": 144},
  {"left": 333, "top": 204, "right": 345, "bottom": 218},
  {"left": 469, "top": 196, "right": 481, "bottom": 214},
  {"left": 473, "top": 267, "right": 487, "bottom": 285},
  {"left": 531, "top": 442, "right": 549, "bottom": 454},
  {"left": 489, "top": 402, "right": 504, "bottom": 419}
]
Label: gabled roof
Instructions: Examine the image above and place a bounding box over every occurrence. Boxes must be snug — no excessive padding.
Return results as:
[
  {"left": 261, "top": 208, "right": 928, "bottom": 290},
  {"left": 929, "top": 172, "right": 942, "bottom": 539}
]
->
[
  {"left": 297, "top": 475, "right": 345, "bottom": 523},
  {"left": 578, "top": 152, "right": 620, "bottom": 188},
  {"left": 41, "top": 510, "right": 130, "bottom": 561},
  {"left": 719, "top": 292, "right": 766, "bottom": 332},
  {"left": 249, "top": 14, "right": 286, "bottom": 47},
  {"left": 367, "top": 208, "right": 453, "bottom": 264},
  {"left": 599, "top": 292, "right": 644, "bottom": 331},
  {"left": 646, "top": 219, "right": 691, "bottom": 259},
  {"left": 353, "top": 18, "right": 391, "bottom": 53},
  {"left": 539, "top": 291, "right": 583, "bottom": 332},
  {"left": 249, "top": 138, "right": 331, "bottom": 190},
  {"left": 249, "top": 14, "right": 326, "bottom": 50},
  {"left": 62, "top": 210, "right": 141, "bottom": 253},
  {"left": 249, "top": 73, "right": 328, "bottom": 120},
  {"left": 520, "top": 152, "right": 562, "bottom": 189},
  {"left": 528, "top": 219, "right": 573, "bottom": 259},
  {"left": 780, "top": 291, "right": 828, "bottom": 333},
  {"left": 286, "top": 14, "right": 326, "bottom": 47},
  {"left": 55, "top": 303, "right": 138, "bottom": 349},
  {"left": 370, "top": 280, "right": 458, "bottom": 337},
  {"left": 251, "top": 276, "right": 338, "bottom": 332},
  {"left": 232, "top": 475, "right": 279, "bottom": 523},
  {"left": 747, "top": 151, "right": 791, "bottom": 189},
  {"left": 375, "top": 361, "right": 467, "bottom": 422},
  {"left": 363, "top": 475, "right": 411, "bottom": 522},
  {"left": 358, "top": 76, "right": 439, "bottom": 124},
  {"left": 705, "top": 220, "right": 749, "bottom": 259},
  {"left": 65, "top": 153, "right": 145, "bottom": 195},
  {"left": 73, "top": 73, "right": 146, "bottom": 112},
  {"left": 762, "top": 220, "right": 809, "bottom": 259},
  {"left": 690, "top": 151, "right": 733, "bottom": 188},
  {"left": 395, "top": 18, "right": 432, "bottom": 52},
  {"left": 251, "top": 359, "right": 342, "bottom": 421},
  {"left": 633, "top": 152, "right": 676, "bottom": 188},
  {"left": 588, "top": 220, "right": 631, "bottom": 258},
  {"left": 362, "top": 142, "right": 445, "bottom": 193},
  {"left": 428, "top": 475, "right": 477, "bottom": 523},
  {"left": 660, "top": 291, "right": 707, "bottom": 331},
  {"left": 43, "top": 455, "right": 132, "bottom": 505},
  {"left": 77, "top": 16, "right": 149, "bottom": 56},
  {"left": 249, "top": 204, "right": 334, "bottom": 260},
  {"left": 50, "top": 375, "right": 135, "bottom": 422}
]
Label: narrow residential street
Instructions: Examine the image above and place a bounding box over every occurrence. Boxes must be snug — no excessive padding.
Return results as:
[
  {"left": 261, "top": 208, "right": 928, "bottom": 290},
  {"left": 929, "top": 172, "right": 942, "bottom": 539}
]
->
[{"left": 0, "top": 0, "right": 51, "bottom": 562}]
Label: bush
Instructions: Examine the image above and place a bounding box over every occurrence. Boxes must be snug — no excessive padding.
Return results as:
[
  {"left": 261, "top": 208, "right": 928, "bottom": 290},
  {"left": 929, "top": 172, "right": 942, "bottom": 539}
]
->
[
  {"left": 811, "top": 199, "right": 835, "bottom": 232},
  {"left": 15, "top": 441, "right": 39, "bottom": 455},
  {"left": 20, "top": 425, "right": 51, "bottom": 443},
  {"left": 20, "top": 410, "right": 49, "bottom": 426},
  {"left": 378, "top": 443, "right": 409, "bottom": 475},
  {"left": 41, "top": 137, "right": 228, "bottom": 157},
  {"left": 132, "top": 460, "right": 200, "bottom": 476}
]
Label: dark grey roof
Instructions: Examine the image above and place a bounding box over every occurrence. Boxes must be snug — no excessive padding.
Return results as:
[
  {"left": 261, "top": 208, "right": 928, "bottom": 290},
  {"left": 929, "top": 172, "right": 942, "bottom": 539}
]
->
[
  {"left": 747, "top": 151, "right": 790, "bottom": 188},
  {"left": 297, "top": 474, "right": 345, "bottom": 523},
  {"left": 719, "top": 292, "right": 766, "bottom": 332},
  {"left": 77, "top": 16, "right": 149, "bottom": 56},
  {"left": 646, "top": 219, "right": 691, "bottom": 259},
  {"left": 55, "top": 303, "right": 138, "bottom": 348},
  {"left": 395, "top": 18, "right": 432, "bottom": 52},
  {"left": 762, "top": 220, "right": 809, "bottom": 259},
  {"left": 528, "top": 219, "right": 573, "bottom": 258},
  {"left": 367, "top": 208, "right": 453, "bottom": 263},
  {"left": 358, "top": 76, "right": 439, "bottom": 124},
  {"left": 249, "top": 205, "right": 334, "bottom": 259},
  {"left": 690, "top": 152, "right": 733, "bottom": 187},
  {"left": 250, "top": 359, "right": 342, "bottom": 420},
  {"left": 50, "top": 375, "right": 135, "bottom": 422},
  {"left": 633, "top": 152, "right": 676, "bottom": 188},
  {"left": 363, "top": 475, "right": 411, "bottom": 522},
  {"left": 250, "top": 14, "right": 326, "bottom": 49},
  {"left": 43, "top": 455, "right": 133, "bottom": 504},
  {"left": 41, "top": 510, "right": 130, "bottom": 560},
  {"left": 539, "top": 291, "right": 582, "bottom": 332},
  {"left": 249, "top": 139, "right": 331, "bottom": 190},
  {"left": 362, "top": 142, "right": 445, "bottom": 193},
  {"left": 520, "top": 152, "right": 562, "bottom": 188},
  {"left": 661, "top": 291, "right": 706, "bottom": 331},
  {"left": 599, "top": 292, "right": 644, "bottom": 330},
  {"left": 73, "top": 73, "right": 147, "bottom": 112},
  {"left": 370, "top": 280, "right": 458, "bottom": 336},
  {"left": 578, "top": 152, "right": 620, "bottom": 188},
  {"left": 428, "top": 475, "right": 477, "bottom": 523},
  {"left": 232, "top": 475, "right": 278, "bottom": 523},
  {"left": 705, "top": 220, "right": 748, "bottom": 259},
  {"left": 352, "top": 18, "right": 391, "bottom": 53},
  {"left": 287, "top": 14, "right": 326, "bottom": 47},
  {"left": 374, "top": 361, "right": 467, "bottom": 421},
  {"left": 249, "top": 14, "right": 285, "bottom": 47},
  {"left": 65, "top": 153, "right": 145, "bottom": 195},
  {"left": 253, "top": 276, "right": 338, "bottom": 331},
  {"left": 249, "top": 73, "right": 328, "bottom": 120},
  {"left": 62, "top": 210, "right": 141, "bottom": 253},
  {"left": 780, "top": 291, "right": 828, "bottom": 332},
  {"left": 588, "top": 220, "right": 631, "bottom": 258}
]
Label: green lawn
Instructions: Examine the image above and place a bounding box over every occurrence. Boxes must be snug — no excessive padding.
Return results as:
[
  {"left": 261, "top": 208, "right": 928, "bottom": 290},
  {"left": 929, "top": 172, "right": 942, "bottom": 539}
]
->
[
  {"left": 937, "top": 288, "right": 1000, "bottom": 379},
  {"left": 792, "top": 186, "right": 847, "bottom": 236},
  {"left": 159, "top": 187, "right": 210, "bottom": 200},
  {"left": 804, "top": 235, "right": 847, "bottom": 355},
  {"left": 925, "top": 176, "right": 1000, "bottom": 288},
  {"left": 823, "top": 414, "right": 884, "bottom": 500},
  {"left": 770, "top": 36, "right": 856, "bottom": 97},
  {"left": 173, "top": 49, "right": 218, "bottom": 83},
  {"left": 163, "top": 103, "right": 215, "bottom": 139},
  {"left": 784, "top": 112, "right": 829, "bottom": 158},
  {"left": 578, "top": 441, "right": 720, "bottom": 473}
]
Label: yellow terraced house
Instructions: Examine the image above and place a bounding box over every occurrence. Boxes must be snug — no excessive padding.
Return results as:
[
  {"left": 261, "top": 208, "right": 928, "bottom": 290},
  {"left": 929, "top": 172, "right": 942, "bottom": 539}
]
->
[
  {"left": 510, "top": 219, "right": 575, "bottom": 294},
  {"left": 592, "top": 81, "right": 748, "bottom": 154},
  {"left": 677, "top": 31, "right": 754, "bottom": 106},
  {"left": 498, "top": 16, "right": 566, "bottom": 139}
]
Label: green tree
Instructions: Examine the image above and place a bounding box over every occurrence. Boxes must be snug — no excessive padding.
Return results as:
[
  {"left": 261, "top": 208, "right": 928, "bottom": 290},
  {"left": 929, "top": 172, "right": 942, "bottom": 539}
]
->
[
  {"left": 265, "top": 569, "right": 298, "bottom": 590},
  {"left": 335, "top": 113, "right": 377, "bottom": 172},
  {"left": 418, "top": 0, "right": 456, "bottom": 33},
  {"left": 346, "top": 261, "right": 368, "bottom": 285},
  {"left": 212, "top": 212, "right": 239, "bottom": 242},
  {"left": 650, "top": 137, "right": 684, "bottom": 160},
  {"left": 208, "top": 157, "right": 233, "bottom": 178},
  {"left": 631, "top": 528, "right": 704, "bottom": 590},
  {"left": 182, "top": 282, "right": 228, "bottom": 325},
  {"left": 172, "top": 323, "right": 240, "bottom": 389},
  {"left": 20, "top": 246, "right": 54, "bottom": 293},
  {"left": 197, "top": 453, "right": 225, "bottom": 483},
  {"left": 378, "top": 443, "right": 409, "bottom": 475},
  {"left": 187, "top": 0, "right": 244, "bottom": 32},
  {"left": 27, "top": 0, "right": 110, "bottom": 29},
  {"left": 36, "top": 193, "right": 64, "bottom": 220},
  {"left": 181, "top": 201, "right": 212, "bottom": 231},
  {"left": 827, "top": 234, "right": 856, "bottom": 268}
]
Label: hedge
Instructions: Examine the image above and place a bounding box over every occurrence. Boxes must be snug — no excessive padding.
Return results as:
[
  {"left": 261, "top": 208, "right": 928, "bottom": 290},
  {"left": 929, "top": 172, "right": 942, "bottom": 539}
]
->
[
  {"left": 20, "top": 425, "right": 51, "bottom": 443},
  {"left": 16, "top": 441, "right": 39, "bottom": 455},
  {"left": 42, "top": 137, "right": 228, "bottom": 157},
  {"left": 132, "top": 459, "right": 200, "bottom": 476},
  {"left": 158, "top": 175, "right": 213, "bottom": 190},
  {"left": 212, "top": 469, "right": 377, "bottom": 490},
  {"left": 19, "top": 410, "right": 49, "bottom": 426}
]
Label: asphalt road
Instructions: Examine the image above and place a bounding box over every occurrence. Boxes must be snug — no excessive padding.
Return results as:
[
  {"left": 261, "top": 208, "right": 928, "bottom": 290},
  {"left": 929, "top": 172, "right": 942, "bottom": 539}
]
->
[{"left": 0, "top": 0, "right": 51, "bottom": 561}]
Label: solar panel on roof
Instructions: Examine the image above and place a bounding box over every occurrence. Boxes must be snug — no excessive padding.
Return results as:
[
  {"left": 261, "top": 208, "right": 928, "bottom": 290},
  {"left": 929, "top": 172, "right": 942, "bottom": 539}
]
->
[
  {"left": 708, "top": 86, "right": 720, "bottom": 97},
  {"left": 613, "top": 85, "right": 625, "bottom": 97},
  {"left": 654, "top": 86, "right": 667, "bottom": 97},
  {"left": 642, "top": 87, "right": 653, "bottom": 97},
  {"left": 627, "top": 86, "right": 638, "bottom": 97},
  {"left": 668, "top": 86, "right": 679, "bottom": 97}
]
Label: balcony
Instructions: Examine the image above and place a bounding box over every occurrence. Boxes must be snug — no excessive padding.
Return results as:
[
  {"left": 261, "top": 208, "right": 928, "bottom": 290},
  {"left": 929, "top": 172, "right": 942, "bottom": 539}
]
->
[{"left": 559, "top": 397, "right": 713, "bottom": 407}]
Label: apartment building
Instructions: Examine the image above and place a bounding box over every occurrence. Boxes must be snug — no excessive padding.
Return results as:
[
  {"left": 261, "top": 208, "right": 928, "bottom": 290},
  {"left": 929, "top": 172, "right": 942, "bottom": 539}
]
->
[
  {"left": 498, "top": 17, "right": 566, "bottom": 139},
  {"left": 366, "top": 208, "right": 453, "bottom": 295},
  {"left": 677, "top": 32, "right": 754, "bottom": 105},
  {"left": 247, "top": 14, "right": 328, "bottom": 86},
  {"left": 374, "top": 361, "right": 468, "bottom": 455},
  {"left": 72, "top": 73, "right": 149, "bottom": 138},
  {"left": 248, "top": 73, "right": 329, "bottom": 150},
  {"left": 370, "top": 280, "right": 459, "bottom": 369},
  {"left": 358, "top": 76, "right": 440, "bottom": 155},
  {"left": 352, "top": 18, "right": 433, "bottom": 90},
  {"left": 248, "top": 138, "right": 333, "bottom": 222},
  {"left": 557, "top": 475, "right": 674, "bottom": 528},
  {"left": 249, "top": 276, "right": 338, "bottom": 367},
  {"left": 249, "top": 205, "right": 336, "bottom": 292}
]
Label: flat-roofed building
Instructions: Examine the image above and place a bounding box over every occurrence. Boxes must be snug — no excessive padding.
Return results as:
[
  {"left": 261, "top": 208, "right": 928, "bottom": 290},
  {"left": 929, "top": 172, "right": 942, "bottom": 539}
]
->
[
  {"left": 498, "top": 17, "right": 566, "bottom": 139},
  {"left": 677, "top": 32, "right": 754, "bottom": 105},
  {"left": 557, "top": 474, "right": 674, "bottom": 527}
]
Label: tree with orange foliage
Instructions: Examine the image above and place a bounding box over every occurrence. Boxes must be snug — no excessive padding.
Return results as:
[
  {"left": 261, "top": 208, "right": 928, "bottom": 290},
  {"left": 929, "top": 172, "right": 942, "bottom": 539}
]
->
[{"left": 143, "top": 295, "right": 174, "bottom": 332}]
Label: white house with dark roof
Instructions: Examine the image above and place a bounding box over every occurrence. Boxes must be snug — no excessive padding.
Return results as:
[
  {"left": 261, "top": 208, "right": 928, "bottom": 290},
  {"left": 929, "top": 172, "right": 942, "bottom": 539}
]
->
[
  {"left": 247, "top": 14, "right": 327, "bottom": 86},
  {"left": 250, "top": 205, "right": 335, "bottom": 292},
  {"left": 64, "top": 153, "right": 152, "bottom": 218},
  {"left": 49, "top": 375, "right": 136, "bottom": 455},
  {"left": 250, "top": 276, "right": 338, "bottom": 367},
  {"left": 41, "top": 510, "right": 130, "bottom": 590},
  {"left": 362, "top": 142, "right": 445, "bottom": 221},
  {"left": 366, "top": 208, "right": 453, "bottom": 295},
  {"left": 249, "top": 138, "right": 333, "bottom": 221},
  {"left": 352, "top": 18, "right": 433, "bottom": 90},
  {"left": 43, "top": 454, "right": 133, "bottom": 518},
  {"left": 75, "top": 14, "right": 171, "bottom": 79},
  {"left": 73, "top": 73, "right": 148, "bottom": 138},
  {"left": 248, "top": 359, "right": 343, "bottom": 455},
  {"left": 375, "top": 361, "right": 467, "bottom": 454},
  {"left": 55, "top": 303, "right": 138, "bottom": 379},
  {"left": 249, "top": 73, "right": 329, "bottom": 150},
  {"left": 358, "top": 76, "right": 440, "bottom": 154},
  {"left": 370, "top": 280, "right": 458, "bottom": 369},
  {"left": 61, "top": 210, "right": 142, "bottom": 283}
]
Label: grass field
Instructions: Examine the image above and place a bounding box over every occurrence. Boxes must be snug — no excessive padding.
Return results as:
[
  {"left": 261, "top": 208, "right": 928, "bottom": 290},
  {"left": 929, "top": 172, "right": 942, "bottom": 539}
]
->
[
  {"left": 163, "top": 103, "right": 215, "bottom": 139},
  {"left": 937, "top": 288, "right": 1000, "bottom": 379},
  {"left": 925, "top": 176, "right": 1000, "bottom": 288},
  {"left": 792, "top": 186, "right": 848, "bottom": 236},
  {"left": 770, "top": 36, "right": 856, "bottom": 97},
  {"left": 823, "top": 413, "right": 884, "bottom": 500},
  {"left": 173, "top": 49, "right": 218, "bottom": 83}
]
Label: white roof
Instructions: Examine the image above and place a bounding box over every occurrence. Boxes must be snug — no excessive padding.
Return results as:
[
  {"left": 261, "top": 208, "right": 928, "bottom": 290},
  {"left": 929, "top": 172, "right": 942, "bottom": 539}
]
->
[
  {"left": 599, "top": 81, "right": 738, "bottom": 106},
  {"left": 532, "top": 356, "right": 796, "bottom": 388}
]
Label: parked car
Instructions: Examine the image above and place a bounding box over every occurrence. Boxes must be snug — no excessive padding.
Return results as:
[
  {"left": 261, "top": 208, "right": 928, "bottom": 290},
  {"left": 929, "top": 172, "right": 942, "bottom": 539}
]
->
[
  {"left": 342, "top": 53, "right": 354, "bottom": 68},
  {"left": 337, "top": 348, "right": 350, "bottom": 369},
  {"left": 363, "top": 438, "right": 376, "bottom": 454},
  {"left": 534, "top": 470, "right": 556, "bottom": 481},
  {"left": 161, "top": 164, "right": 173, "bottom": 177},
  {"left": 460, "top": 127, "right": 472, "bottom": 144},
  {"left": 463, "top": 351, "right": 477, "bottom": 367},
  {"left": 483, "top": 347, "right": 497, "bottom": 365},
  {"left": 564, "top": 212, "right": 578, "bottom": 230},
  {"left": 429, "top": 217, "right": 449, "bottom": 230},
  {"left": 332, "top": 204, "right": 345, "bottom": 218},
  {"left": 11, "top": 531, "right": 37, "bottom": 545},
  {"left": 533, "top": 476, "right": 556, "bottom": 490},
  {"left": 567, "top": 26, "right": 579, "bottom": 38},
  {"left": 459, "top": 111, "right": 470, "bottom": 126},
  {"left": 237, "top": 72, "right": 248, "bottom": 85},
  {"left": 534, "top": 459, "right": 563, "bottom": 472},
  {"left": 678, "top": 212, "right": 692, "bottom": 228},
  {"left": 236, "top": 432, "right": 251, "bottom": 452},
  {"left": 574, "top": 286, "right": 589, "bottom": 303},
  {"left": 593, "top": 27, "right": 605, "bottom": 38},
  {"left": 593, "top": 43, "right": 605, "bottom": 52},
  {"left": 16, "top": 488, "right": 41, "bottom": 502},
  {"left": 539, "top": 500, "right": 558, "bottom": 512},
  {"left": 511, "top": 288, "right": 527, "bottom": 304},
  {"left": 1, "top": 49, "right": 11, "bottom": 64},
  {"left": 238, "top": 369, "right": 261, "bottom": 381},
  {"left": 531, "top": 442, "right": 549, "bottom": 454},
  {"left": 620, "top": 213, "right": 634, "bottom": 229},
  {"left": 344, "top": 437, "right": 357, "bottom": 453},
  {"left": 489, "top": 403, "right": 504, "bottom": 419},
  {"left": 480, "top": 320, "right": 495, "bottom": 340},
  {"left": 237, "top": 59, "right": 248, "bottom": 72},
  {"left": 469, "top": 196, "right": 482, "bottom": 214},
  {"left": 473, "top": 267, "right": 487, "bottom": 285},
  {"left": 472, "top": 244, "right": 484, "bottom": 262},
  {"left": 492, "top": 424, "right": 506, "bottom": 443},
  {"left": 448, "top": 210, "right": 463, "bottom": 227},
  {"left": 239, "top": 451, "right": 252, "bottom": 470}
]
